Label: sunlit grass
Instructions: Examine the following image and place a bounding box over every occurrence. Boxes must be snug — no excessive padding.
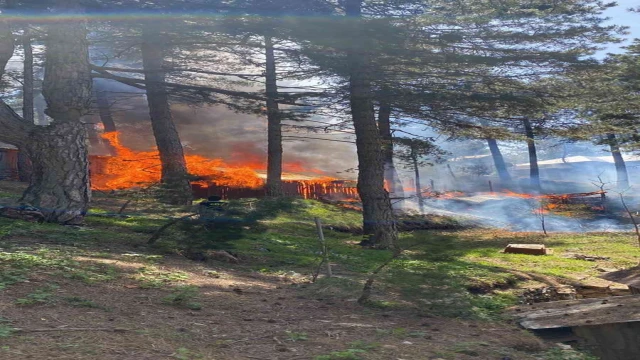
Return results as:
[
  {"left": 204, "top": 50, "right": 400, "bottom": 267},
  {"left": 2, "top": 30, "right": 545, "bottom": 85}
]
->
[{"left": 2, "top": 194, "right": 639, "bottom": 321}]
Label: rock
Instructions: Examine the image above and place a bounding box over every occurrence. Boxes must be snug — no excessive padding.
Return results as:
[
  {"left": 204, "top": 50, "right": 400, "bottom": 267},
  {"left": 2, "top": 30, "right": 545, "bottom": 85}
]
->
[
  {"left": 521, "top": 286, "right": 577, "bottom": 303},
  {"left": 608, "top": 282, "right": 631, "bottom": 296},
  {"left": 555, "top": 286, "right": 578, "bottom": 300},
  {"left": 578, "top": 278, "right": 614, "bottom": 298},
  {"left": 402, "top": 341, "right": 413, "bottom": 345}
]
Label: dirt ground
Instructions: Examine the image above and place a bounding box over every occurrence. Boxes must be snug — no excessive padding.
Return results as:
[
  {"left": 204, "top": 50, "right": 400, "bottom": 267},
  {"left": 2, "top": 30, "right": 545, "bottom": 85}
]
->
[
  {"left": 0, "top": 181, "right": 580, "bottom": 359},
  {"left": 0, "top": 249, "right": 549, "bottom": 360}
]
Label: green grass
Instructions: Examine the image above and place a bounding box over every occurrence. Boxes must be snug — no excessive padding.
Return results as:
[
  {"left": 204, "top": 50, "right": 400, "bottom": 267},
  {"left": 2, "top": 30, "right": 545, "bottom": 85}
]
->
[
  {"left": 284, "top": 330, "right": 308, "bottom": 342},
  {"left": 542, "top": 347, "right": 599, "bottom": 360},
  {"left": 314, "top": 349, "right": 367, "bottom": 360},
  {"left": 135, "top": 266, "right": 189, "bottom": 288},
  {"left": 15, "top": 284, "right": 59, "bottom": 305},
  {"left": 0, "top": 318, "right": 15, "bottom": 338},
  {"left": 1, "top": 196, "right": 639, "bottom": 322},
  {"left": 162, "top": 285, "right": 202, "bottom": 310},
  {"left": 138, "top": 199, "right": 640, "bottom": 319}
]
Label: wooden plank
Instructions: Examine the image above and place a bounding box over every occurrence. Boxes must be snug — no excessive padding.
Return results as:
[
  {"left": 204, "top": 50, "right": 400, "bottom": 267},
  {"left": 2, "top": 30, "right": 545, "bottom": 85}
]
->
[
  {"left": 510, "top": 295, "right": 640, "bottom": 330},
  {"left": 503, "top": 244, "right": 547, "bottom": 255}
]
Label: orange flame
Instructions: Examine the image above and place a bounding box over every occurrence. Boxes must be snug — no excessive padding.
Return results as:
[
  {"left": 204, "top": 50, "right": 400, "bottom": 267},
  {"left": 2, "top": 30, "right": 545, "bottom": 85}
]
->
[
  {"left": 91, "top": 132, "right": 348, "bottom": 197},
  {"left": 92, "top": 132, "right": 262, "bottom": 190}
]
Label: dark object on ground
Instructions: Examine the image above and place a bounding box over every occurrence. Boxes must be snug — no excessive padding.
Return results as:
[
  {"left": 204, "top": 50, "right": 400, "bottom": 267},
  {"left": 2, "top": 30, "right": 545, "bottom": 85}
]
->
[
  {"left": 511, "top": 295, "right": 640, "bottom": 360},
  {"left": 503, "top": 244, "right": 548, "bottom": 255},
  {"left": 521, "top": 286, "right": 577, "bottom": 303},
  {"left": 0, "top": 205, "right": 45, "bottom": 222},
  {"left": 198, "top": 196, "right": 226, "bottom": 223},
  {"left": 601, "top": 266, "right": 640, "bottom": 294},
  {"left": 330, "top": 214, "right": 465, "bottom": 235},
  {"left": 562, "top": 253, "right": 610, "bottom": 261}
]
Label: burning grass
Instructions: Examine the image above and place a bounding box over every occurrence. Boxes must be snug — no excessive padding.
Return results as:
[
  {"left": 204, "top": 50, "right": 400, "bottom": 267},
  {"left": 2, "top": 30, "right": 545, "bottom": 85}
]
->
[
  {"left": 93, "top": 132, "right": 265, "bottom": 190},
  {"left": 92, "top": 132, "right": 348, "bottom": 199}
]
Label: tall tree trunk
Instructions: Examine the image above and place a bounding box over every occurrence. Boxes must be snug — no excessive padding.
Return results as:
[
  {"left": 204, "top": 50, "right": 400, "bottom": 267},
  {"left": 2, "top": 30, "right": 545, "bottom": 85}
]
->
[
  {"left": 18, "top": 30, "right": 34, "bottom": 182},
  {"left": 486, "top": 138, "right": 511, "bottom": 183},
  {"left": 606, "top": 133, "right": 629, "bottom": 190},
  {"left": 20, "top": 9, "right": 92, "bottom": 224},
  {"left": 412, "top": 154, "right": 424, "bottom": 213},
  {"left": 522, "top": 118, "right": 541, "bottom": 191},
  {"left": 378, "top": 100, "right": 404, "bottom": 205},
  {"left": 346, "top": 0, "right": 397, "bottom": 249},
  {"left": 264, "top": 35, "right": 283, "bottom": 197},
  {"left": 93, "top": 82, "right": 117, "bottom": 156},
  {"left": 22, "top": 123, "right": 90, "bottom": 224},
  {"left": 94, "top": 85, "right": 116, "bottom": 133},
  {"left": 35, "top": 93, "right": 48, "bottom": 125},
  {"left": 21, "top": 32, "right": 34, "bottom": 124},
  {"left": 141, "top": 27, "right": 192, "bottom": 205}
]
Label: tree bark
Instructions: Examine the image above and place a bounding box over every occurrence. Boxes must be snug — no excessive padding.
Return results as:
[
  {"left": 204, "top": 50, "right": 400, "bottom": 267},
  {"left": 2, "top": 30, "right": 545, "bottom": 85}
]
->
[
  {"left": 378, "top": 100, "right": 404, "bottom": 205},
  {"left": 486, "top": 138, "right": 511, "bottom": 183},
  {"left": 606, "top": 133, "right": 629, "bottom": 190},
  {"left": 94, "top": 85, "right": 117, "bottom": 133},
  {"left": 346, "top": 0, "right": 397, "bottom": 249},
  {"left": 141, "top": 26, "right": 192, "bottom": 205},
  {"left": 21, "top": 122, "right": 90, "bottom": 224},
  {"left": 0, "top": 20, "right": 31, "bottom": 147},
  {"left": 264, "top": 35, "right": 283, "bottom": 197},
  {"left": 412, "top": 153, "right": 424, "bottom": 213},
  {"left": 19, "top": 8, "right": 93, "bottom": 224},
  {"left": 522, "top": 118, "right": 541, "bottom": 192},
  {"left": 21, "top": 31, "right": 35, "bottom": 124},
  {"left": 93, "top": 82, "right": 117, "bottom": 156},
  {"left": 18, "top": 31, "right": 34, "bottom": 182}
]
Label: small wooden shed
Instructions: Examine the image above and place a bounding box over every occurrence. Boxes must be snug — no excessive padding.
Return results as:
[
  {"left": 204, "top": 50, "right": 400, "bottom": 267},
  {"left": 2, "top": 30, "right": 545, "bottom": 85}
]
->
[{"left": 0, "top": 142, "right": 19, "bottom": 181}]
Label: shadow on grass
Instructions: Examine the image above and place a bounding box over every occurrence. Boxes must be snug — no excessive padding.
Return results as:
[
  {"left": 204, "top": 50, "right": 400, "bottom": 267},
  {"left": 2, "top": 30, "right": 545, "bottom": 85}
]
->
[{"left": 150, "top": 197, "right": 310, "bottom": 254}]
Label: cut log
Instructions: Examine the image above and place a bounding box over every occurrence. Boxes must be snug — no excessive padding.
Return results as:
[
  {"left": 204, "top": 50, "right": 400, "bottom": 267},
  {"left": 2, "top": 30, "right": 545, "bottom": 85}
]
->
[{"left": 503, "top": 244, "right": 547, "bottom": 256}]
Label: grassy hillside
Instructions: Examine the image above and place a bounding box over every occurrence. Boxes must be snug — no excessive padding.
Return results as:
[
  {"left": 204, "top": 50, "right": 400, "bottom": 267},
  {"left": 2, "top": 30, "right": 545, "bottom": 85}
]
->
[{"left": 1, "top": 182, "right": 637, "bottom": 359}]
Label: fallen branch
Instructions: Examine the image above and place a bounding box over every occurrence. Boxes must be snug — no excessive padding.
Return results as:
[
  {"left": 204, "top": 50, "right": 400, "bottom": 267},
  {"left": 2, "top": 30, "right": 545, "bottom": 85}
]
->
[
  {"left": 357, "top": 248, "right": 404, "bottom": 305},
  {"left": 311, "top": 258, "right": 326, "bottom": 283},
  {"left": 314, "top": 217, "right": 332, "bottom": 278},
  {"left": 148, "top": 213, "right": 198, "bottom": 244},
  {"left": 118, "top": 199, "right": 133, "bottom": 215},
  {"left": 619, "top": 193, "right": 640, "bottom": 247}
]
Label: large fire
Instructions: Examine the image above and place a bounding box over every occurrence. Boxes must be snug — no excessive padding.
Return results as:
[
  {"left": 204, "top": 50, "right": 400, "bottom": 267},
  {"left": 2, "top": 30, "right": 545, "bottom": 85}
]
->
[{"left": 91, "top": 132, "right": 338, "bottom": 193}]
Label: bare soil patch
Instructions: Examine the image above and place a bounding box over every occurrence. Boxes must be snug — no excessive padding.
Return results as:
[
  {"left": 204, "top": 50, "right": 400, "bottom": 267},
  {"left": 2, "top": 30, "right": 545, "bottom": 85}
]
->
[{"left": 0, "top": 238, "right": 546, "bottom": 360}]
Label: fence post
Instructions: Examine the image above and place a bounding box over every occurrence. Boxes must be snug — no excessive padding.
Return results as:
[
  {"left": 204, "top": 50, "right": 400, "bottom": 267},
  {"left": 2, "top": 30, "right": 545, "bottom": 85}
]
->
[{"left": 314, "top": 217, "right": 332, "bottom": 278}]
